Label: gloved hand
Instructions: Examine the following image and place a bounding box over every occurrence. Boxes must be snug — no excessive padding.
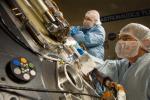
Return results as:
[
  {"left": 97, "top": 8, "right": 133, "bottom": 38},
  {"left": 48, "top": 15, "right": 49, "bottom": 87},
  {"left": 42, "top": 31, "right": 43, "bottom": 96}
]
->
[{"left": 69, "top": 26, "right": 80, "bottom": 36}]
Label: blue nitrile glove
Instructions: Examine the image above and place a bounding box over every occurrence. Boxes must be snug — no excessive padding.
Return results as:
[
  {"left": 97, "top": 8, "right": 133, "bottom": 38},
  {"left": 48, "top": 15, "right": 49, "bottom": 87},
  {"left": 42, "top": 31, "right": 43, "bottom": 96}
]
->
[
  {"left": 77, "top": 48, "right": 84, "bottom": 55},
  {"left": 69, "top": 26, "right": 80, "bottom": 36}
]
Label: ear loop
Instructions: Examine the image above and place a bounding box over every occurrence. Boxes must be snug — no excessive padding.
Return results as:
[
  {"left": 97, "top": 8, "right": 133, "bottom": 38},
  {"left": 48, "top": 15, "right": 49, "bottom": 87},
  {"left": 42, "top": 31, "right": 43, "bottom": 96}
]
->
[{"left": 140, "top": 37, "right": 150, "bottom": 52}]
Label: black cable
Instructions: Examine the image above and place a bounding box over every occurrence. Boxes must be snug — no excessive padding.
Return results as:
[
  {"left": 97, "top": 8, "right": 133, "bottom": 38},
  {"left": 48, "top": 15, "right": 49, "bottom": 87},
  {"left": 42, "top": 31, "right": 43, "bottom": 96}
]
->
[
  {"left": 0, "top": 88, "right": 40, "bottom": 100},
  {"left": 0, "top": 84, "right": 100, "bottom": 98},
  {"left": 0, "top": 15, "right": 40, "bottom": 55},
  {"left": 0, "top": 14, "right": 62, "bottom": 61}
]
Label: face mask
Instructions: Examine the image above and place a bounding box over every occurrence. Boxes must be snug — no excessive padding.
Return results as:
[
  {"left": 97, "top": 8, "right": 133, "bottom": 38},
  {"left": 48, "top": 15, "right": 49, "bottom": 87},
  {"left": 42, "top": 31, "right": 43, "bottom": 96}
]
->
[
  {"left": 83, "top": 22, "right": 94, "bottom": 29},
  {"left": 83, "top": 16, "right": 95, "bottom": 29},
  {"left": 115, "top": 40, "right": 140, "bottom": 58}
]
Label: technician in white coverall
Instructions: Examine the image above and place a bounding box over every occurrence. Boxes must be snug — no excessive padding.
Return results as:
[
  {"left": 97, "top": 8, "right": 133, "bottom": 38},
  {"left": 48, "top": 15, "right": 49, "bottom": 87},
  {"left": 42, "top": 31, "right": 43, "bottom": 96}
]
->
[{"left": 97, "top": 23, "right": 150, "bottom": 100}]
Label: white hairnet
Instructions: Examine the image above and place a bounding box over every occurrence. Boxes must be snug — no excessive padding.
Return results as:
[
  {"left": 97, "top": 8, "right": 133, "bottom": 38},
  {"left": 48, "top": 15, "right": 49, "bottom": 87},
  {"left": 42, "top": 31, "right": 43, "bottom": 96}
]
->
[
  {"left": 85, "top": 10, "right": 101, "bottom": 25},
  {"left": 120, "top": 23, "right": 150, "bottom": 52}
]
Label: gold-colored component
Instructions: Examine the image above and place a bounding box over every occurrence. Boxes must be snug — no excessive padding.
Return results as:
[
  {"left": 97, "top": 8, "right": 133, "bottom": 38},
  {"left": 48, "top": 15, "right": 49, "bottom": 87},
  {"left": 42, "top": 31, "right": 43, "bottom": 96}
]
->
[
  {"left": 59, "top": 60, "right": 64, "bottom": 65},
  {"left": 21, "top": 57, "right": 27, "bottom": 63}
]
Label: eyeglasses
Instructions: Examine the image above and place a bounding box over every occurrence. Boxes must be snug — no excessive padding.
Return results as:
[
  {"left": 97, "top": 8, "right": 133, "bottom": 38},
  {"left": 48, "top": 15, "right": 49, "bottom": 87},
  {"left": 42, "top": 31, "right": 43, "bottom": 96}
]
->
[
  {"left": 84, "top": 16, "right": 93, "bottom": 21},
  {"left": 119, "top": 34, "right": 137, "bottom": 41}
]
